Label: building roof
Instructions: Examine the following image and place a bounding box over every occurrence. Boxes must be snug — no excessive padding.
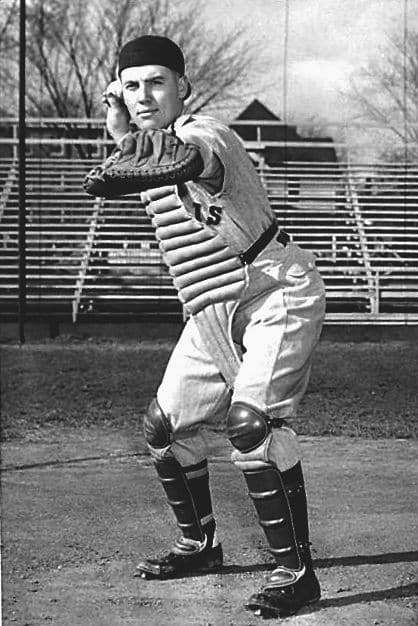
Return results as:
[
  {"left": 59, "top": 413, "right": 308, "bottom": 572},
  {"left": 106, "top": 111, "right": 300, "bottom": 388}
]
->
[{"left": 235, "top": 99, "right": 280, "bottom": 121}]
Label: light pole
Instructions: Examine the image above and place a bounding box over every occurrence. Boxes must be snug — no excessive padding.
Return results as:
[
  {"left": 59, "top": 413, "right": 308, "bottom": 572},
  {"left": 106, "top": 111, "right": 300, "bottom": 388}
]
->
[{"left": 18, "top": 0, "right": 26, "bottom": 343}]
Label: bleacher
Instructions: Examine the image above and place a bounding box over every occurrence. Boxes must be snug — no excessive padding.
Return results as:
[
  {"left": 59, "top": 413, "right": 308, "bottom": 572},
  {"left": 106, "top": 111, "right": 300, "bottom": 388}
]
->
[
  {"left": 347, "top": 163, "right": 418, "bottom": 314},
  {"left": 1, "top": 154, "right": 418, "bottom": 324},
  {"left": 0, "top": 157, "right": 19, "bottom": 307},
  {"left": 0, "top": 157, "right": 180, "bottom": 321},
  {"left": 261, "top": 163, "right": 373, "bottom": 313}
]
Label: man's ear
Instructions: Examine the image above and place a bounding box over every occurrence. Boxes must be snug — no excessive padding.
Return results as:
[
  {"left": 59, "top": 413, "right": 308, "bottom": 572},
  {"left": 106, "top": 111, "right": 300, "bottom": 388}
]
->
[{"left": 178, "top": 75, "right": 191, "bottom": 100}]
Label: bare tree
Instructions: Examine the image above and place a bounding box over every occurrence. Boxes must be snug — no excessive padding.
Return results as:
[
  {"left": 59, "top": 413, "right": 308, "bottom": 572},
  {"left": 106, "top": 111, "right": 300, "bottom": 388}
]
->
[
  {"left": 345, "top": 30, "right": 418, "bottom": 159},
  {"left": 0, "top": 0, "right": 19, "bottom": 115},
  {"left": 2, "top": 0, "right": 261, "bottom": 120}
]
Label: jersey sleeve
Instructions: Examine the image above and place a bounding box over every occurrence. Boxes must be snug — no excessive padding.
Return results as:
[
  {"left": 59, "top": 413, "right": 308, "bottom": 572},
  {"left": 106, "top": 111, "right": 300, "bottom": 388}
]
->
[{"left": 175, "top": 116, "right": 227, "bottom": 194}]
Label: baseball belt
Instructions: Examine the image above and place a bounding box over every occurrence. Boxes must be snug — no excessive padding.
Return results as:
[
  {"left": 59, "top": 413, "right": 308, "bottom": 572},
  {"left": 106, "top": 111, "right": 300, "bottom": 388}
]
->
[{"left": 239, "top": 222, "right": 289, "bottom": 266}]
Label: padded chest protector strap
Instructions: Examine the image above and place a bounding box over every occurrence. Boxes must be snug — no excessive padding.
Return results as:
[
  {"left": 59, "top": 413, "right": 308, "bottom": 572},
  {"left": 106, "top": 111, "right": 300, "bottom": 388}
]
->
[{"left": 141, "top": 186, "right": 246, "bottom": 315}]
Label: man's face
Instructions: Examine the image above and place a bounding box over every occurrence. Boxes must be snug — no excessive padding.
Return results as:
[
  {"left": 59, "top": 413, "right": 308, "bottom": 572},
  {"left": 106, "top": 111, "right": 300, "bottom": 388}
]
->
[{"left": 120, "top": 65, "right": 185, "bottom": 130}]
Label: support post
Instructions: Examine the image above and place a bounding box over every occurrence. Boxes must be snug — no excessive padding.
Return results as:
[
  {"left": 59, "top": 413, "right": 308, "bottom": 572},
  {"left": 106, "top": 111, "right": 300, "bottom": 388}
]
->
[{"left": 18, "top": 0, "right": 26, "bottom": 343}]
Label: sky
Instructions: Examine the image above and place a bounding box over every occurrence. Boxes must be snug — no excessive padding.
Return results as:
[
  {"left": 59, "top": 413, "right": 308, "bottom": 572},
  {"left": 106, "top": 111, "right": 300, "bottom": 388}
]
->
[{"left": 200, "top": 0, "right": 418, "bottom": 124}]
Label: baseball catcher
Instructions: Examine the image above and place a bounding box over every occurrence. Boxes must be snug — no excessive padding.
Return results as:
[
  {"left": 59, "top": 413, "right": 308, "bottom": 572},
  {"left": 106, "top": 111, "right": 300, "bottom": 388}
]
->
[{"left": 85, "top": 35, "right": 326, "bottom": 619}]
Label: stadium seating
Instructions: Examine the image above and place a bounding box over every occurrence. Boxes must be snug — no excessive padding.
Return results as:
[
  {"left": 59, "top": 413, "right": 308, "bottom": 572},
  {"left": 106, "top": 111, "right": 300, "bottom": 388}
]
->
[
  {"left": 1, "top": 155, "right": 417, "bottom": 322},
  {"left": 347, "top": 163, "right": 418, "bottom": 314}
]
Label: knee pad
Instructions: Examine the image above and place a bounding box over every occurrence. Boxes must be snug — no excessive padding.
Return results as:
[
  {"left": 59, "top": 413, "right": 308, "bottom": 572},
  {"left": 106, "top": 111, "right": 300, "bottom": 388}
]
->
[
  {"left": 227, "top": 403, "right": 301, "bottom": 472},
  {"left": 226, "top": 402, "right": 271, "bottom": 453},
  {"left": 143, "top": 398, "right": 173, "bottom": 449}
]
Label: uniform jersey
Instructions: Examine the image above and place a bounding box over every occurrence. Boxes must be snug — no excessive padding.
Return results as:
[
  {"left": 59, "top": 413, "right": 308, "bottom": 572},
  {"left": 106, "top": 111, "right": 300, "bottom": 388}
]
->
[{"left": 175, "top": 114, "right": 275, "bottom": 253}]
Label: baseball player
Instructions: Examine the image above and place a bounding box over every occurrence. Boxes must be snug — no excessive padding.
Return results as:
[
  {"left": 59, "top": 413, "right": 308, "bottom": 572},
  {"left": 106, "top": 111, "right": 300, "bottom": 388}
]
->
[{"left": 86, "top": 35, "right": 326, "bottom": 619}]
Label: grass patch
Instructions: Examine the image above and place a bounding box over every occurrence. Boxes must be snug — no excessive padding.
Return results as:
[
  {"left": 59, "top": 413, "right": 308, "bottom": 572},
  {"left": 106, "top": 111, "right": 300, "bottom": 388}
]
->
[{"left": 1, "top": 338, "right": 417, "bottom": 440}]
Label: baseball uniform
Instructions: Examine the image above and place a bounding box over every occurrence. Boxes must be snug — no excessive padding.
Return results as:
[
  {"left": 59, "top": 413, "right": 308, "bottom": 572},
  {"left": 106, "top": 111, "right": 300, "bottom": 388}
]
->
[{"left": 140, "top": 114, "right": 326, "bottom": 470}]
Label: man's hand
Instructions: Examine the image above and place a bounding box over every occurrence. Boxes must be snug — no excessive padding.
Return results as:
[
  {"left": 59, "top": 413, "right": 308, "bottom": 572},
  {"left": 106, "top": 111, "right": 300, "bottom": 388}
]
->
[{"left": 103, "top": 80, "right": 130, "bottom": 144}]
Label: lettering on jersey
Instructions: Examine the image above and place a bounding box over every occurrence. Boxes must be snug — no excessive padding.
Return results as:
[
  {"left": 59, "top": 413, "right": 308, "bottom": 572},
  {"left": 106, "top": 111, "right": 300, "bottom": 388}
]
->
[
  {"left": 207, "top": 205, "right": 223, "bottom": 225},
  {"left": 193, "top": 201, "right": 223, "bottom": 226}
]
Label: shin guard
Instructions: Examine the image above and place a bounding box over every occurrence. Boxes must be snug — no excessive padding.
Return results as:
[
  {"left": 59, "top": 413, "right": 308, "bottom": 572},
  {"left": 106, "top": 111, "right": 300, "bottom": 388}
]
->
[
  {"left": 242, "top": 463, "right": 303, "bottom": 572},
  {"left": 280, "top": 462, "right": 312, "bottom": 566},
  {"left": 243, "top": 462, "right": 321, "bottom": 617},
  {"left": 155, "top": 457, "right": 216, "bottom": 547},
  {"left": 135, "top": 457, "right": 222, "bottom": 579}
]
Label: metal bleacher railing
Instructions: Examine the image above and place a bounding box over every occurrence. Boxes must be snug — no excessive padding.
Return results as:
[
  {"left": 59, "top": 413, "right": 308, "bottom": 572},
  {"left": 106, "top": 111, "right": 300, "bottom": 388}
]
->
[
  {"left": 261, "top": 161, "right": 418, "bottom": 322},
  {"left": 0, "top": 119, "right": 417, "bottom": 325}
]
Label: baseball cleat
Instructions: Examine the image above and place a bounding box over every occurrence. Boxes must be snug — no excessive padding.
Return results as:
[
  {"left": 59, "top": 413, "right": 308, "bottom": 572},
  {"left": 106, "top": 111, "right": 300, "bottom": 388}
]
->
[
  {"left": 134, "top": 539, "right": 223, "bottom": 580},
  {"left": 245, "top": 566, "right": 321, "bottom": 618}
]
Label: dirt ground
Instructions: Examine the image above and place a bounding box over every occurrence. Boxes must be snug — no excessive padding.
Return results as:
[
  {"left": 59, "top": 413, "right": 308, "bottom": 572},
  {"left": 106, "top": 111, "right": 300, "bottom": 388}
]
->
[
  {"left": 1, "top": 333, "right": 418, "bottom": 624},
  {"left": 1, "top": 433, "right": 417, "bottom": 625}
]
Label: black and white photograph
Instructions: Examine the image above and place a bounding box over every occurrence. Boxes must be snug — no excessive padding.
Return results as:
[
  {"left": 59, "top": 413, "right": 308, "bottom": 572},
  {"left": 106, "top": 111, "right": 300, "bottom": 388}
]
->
[{"left": 1, "top": 0, "right": 417, "bottom": 624}]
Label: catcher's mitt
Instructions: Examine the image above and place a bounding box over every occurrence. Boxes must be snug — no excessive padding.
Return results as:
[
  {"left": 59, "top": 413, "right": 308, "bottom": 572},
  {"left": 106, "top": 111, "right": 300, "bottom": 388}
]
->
[{"left": 84, "top": 130, "right": 204, "bottom": 198}]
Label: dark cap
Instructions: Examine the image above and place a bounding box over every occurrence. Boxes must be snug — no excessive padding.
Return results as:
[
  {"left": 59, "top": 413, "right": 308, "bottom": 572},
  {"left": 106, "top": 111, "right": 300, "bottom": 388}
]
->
[{"left": 118, "top": 35, "right": 185, "bottom": 76}]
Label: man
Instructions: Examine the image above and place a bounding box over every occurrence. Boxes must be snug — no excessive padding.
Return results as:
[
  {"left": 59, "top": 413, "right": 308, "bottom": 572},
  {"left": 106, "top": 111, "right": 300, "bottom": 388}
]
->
[{"left": 87, "top": 35, "right": 326, "bottom": 619}]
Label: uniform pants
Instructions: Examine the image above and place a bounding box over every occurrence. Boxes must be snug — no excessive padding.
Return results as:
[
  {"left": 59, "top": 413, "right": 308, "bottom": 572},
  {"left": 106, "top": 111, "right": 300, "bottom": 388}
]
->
[{"left": 155, "top": 243, "right": 326, "bottom": 469}]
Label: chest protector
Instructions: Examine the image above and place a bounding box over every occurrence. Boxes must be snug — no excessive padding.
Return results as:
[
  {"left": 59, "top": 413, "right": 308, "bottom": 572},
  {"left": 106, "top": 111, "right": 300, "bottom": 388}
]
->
[
  {"left": 141, "top": 185, "right": 246, "bottom": 316},
  {"left": 141, "top": 184, "right": 246, "bottom": 386}
]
